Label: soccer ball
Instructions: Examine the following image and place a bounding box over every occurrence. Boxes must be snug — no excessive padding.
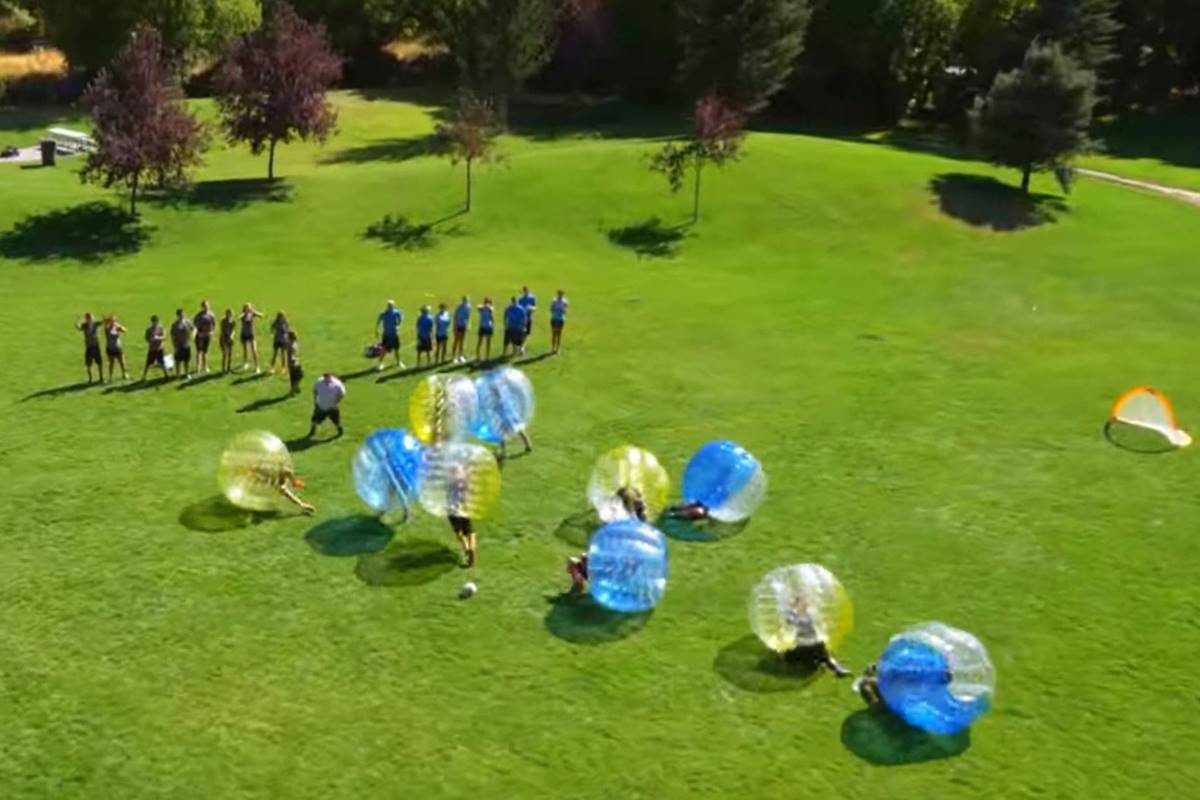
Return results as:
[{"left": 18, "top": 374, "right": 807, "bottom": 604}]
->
[{"left": 459, "top": 581, "right": 478, "bottom": 600}]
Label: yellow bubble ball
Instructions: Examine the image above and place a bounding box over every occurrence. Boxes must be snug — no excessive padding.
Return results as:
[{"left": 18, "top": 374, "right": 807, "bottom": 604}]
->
[
  {"left": 409, "top": 374, "right": 478, "bottom": 444},
  {"left": 748, "top": 563, "right": 853, "bottom": 653},
  {"left": 217, "top": 430, "right": 293, "bottom": 512},
  {"left": 586, "top": 445, "right": 670, "bottom": 522},
  {"left": 418, "top": 442, "right": 502, "bottom": 519}
]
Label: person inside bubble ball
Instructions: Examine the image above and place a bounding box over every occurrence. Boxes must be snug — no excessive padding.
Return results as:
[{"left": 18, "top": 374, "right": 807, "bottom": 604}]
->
[
  {"left": 781, "top": 600, "right": 851, "bottom": 678},
  {"left": 614, "top": 486, "right": 647, "bottom": 522},
  {"left": 245, "top": 460, "right": 315, "bottom": 514},
  {"left": 852, "top": 663, "right": 883, "bottom": 706},
  {"left": 566, "top": 552, "right": 588, "bottom": 594},
  {"left": 665, "top": 501, "right": 709, "bottom": 521},
  {"left": 446, "top": 461, "right": 477, "bottom": 568}
]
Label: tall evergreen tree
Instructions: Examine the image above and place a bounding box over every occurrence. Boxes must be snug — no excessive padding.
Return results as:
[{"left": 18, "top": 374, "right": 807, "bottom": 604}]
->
[
  {"left": 1038, "top": 0, "right": 1121, "bottom": 73},
  {"left": 677, "top": 0, "right": 812, "bottom": 112}
]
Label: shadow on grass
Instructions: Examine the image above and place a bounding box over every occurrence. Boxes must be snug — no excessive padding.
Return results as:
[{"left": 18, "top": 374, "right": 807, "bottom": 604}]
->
[
  {"left": 657, "top": 514, "right": 749, "bottom": 543},
  {"left": 0, "top": 202, "right": 152, "bottom": 263},
  {"left": 21, "top": 380, "right": 99, "bottom": 401},
  {"left": 553, "top": 507, "right": 600, "bottom": 549},
  {"left": 285, "top": 432, "right": 341, "bottom": 453},
  {"left": 179, "top": 495, "right": 278, "bottom": 532},
  {"left": 322, "top": 134, "right": 440, "bottom": 165},
  {"left": 1092, "top": 100, "right": 1200, "bottom": 171},
  {"left": 1102, "top": 420, "right": 1177, "bottom": 455},
  {"left": 175, "top": 372, "right": 225, "bottom": 390},
  {"left": 237, "top": 392, "right": 295, "bottom": 413},
  {"left": 841, "top": 709, "right": 971, "bottom": 766},
  {"left": 929, "top": 174, "right": 1066, "bottom": 231},
  {"left": 376, "top": 362, "right": 439, "bottom": 384},
  {"left": 712, "top": 635, "right": 823, "bottom": 693},
  {"left": 103, "top": 376, "right": 172, "bottom": 394},
  {"left": 231, "top": 372, "right": 269, "bottom": 386},
  {"left": 148, "top": 178, "right": 292, "bottom": 211},
  {"left": 606, "top": 217, "right": 689, "bottom": 258},
  {"left": 363, "top": 212, "right": 466, "bottom": 251},
  {"left": 305, "top": 515, "right": 393, "bottom": 557},
  {"left": 544, "top": 592, "right": 650, "bottom": 645},
  {"left": 355, "top": 539, "right": 458, "bottom": 587}
]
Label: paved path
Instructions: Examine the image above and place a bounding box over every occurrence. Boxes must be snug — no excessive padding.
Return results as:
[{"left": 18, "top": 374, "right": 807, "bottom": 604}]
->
[{"left": 1078, "top": 168, "right": 1200, "bottom": 208}]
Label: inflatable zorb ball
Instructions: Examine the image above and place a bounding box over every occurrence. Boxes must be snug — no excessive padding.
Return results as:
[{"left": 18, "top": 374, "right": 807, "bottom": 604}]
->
[
  {"left": 681, "top": 440, "right": 767, "bottom": 522},
  {"left": 352, "top": 429, "right": 424, "bottom": 521},
  {"left": 587, "top": 445, "right": 670, "bottom": 522},
  {"left": 876, "top": 622, "right": 995, "bottom": 735},
  {"left": 217, "top": 430, "right": 293, "bottom": 512},
  {"left": 749, "top": 563, "right": 854, "bottom": 653},
  {"left": 472, "top": 367, "right": 535, "bottom": 444},
  {"left": 587, "top": 519, "right": 669, "bottom": 613},
  {"left": 418, "top": 442, "right": 501, "bottom": 519},
  {"left": 409, "top": 375, "right": 478, "bottom": 444}
]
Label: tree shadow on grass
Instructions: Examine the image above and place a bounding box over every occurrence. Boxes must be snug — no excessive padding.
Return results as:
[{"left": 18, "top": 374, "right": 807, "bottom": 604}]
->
[
  {"left": 321, "top": 134, "right": 441, "bottom": 165},
  {"left": 305, "top": 515, "right": 393, "bottom": 557},
  {"left": 148, "top": 178, "right": 293, "bottom": 212},
  {"left": 179, "top": 495, "right": 279, "bottom": 532},
  {"left": 606, "top": 217, "right": 690, "bottom": 258},
  {"left": 0, "top": 202, "right": 152, "bottom": 263},
  {"left": 657, "top": 514, "right": 749, "bottom": 544},
  {"left": 712, "top": 635, "right": 823, "bottom": 693},
  {"left": 841, "top": 708, "right": 971, "bottom": 766},
  {"left": 553, "top": 507, "right": 600, "bottom": 549},
  {"left": 544, "top": 592, "right": 651, "bottom": 645},
  {"left": 929, "top": 174, "right": 1067, "bottom": 231},
  {"left": 355, "top": 539, "right": 458, "bottom": 587},
  {"left": 21, "top": 381, "right": 99, "bottom": 401},
  {"left": 363, "top": 212, "right": 465, "bottom": 251}
]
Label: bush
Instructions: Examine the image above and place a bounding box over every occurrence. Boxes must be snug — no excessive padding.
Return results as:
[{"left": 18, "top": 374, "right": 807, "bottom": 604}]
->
[{"left": 0, "top": 71, "right": 83, "bottom": 105}]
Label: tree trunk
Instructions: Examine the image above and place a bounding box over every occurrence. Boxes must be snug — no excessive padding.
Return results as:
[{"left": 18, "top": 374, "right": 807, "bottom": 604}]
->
[
  {"left": 466, "top": 158, "right": 473, "bottom": 212},
  {"left": 692, "top": 157, "right": 703, "bottom": 224},
  {"left": 1020, "top": 164, "right": 1032, "bottom": 195},
  {"left": 130, "top": 171, "right": 140, "bottom": 217},
  {"left": 268, "top": 138, "right": 277, "bottom": 181}
]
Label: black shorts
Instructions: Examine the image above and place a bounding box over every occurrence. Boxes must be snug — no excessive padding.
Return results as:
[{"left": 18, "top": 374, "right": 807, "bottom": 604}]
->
[
  {"left": 382, "top": 332, "right": 400, "bottom": 352},
  {"left": 220, "top": 336, "right": 233, "bottom": 349},
  {"left": 312, "top": 406, "right": 341, "bottom": 426},
  {"left": 106, "top": 346, "right": 122, "bottom": 359},
  {"left": 448, "top": 514, "right": 472, "bottom": 535},
  {"left": 436, "top": 335, "right": 448, "bottom": 344},
  {"left": 479, "top": 327, "right": 493, "bottom": 339},
  {"left": 551, "top": 319, "right": 564, "bottom": 330},
  {"left": 417, "top": 336, "right": 432, "bottom": 353},
  {"left": 240, "top": 332, "right": 254, "bottom": 344},
  {"left": 273, "top": 339, "right": 288, "bottom": 352},
  {"left": 175, "top": 346, "right": 191, "bottom": 364},
  {"left": 289, "top": 364, "right": 304, "bottom": 384},
  {"left": 454, "top": 325, "right": 467, "bottom": 336},
  {"left": 195, "top": 334, "right": 211, "bottom": 353},
  {"left": 505, "top": 328, "right": 525, "bottom": 347},
  {"left": 85, "top": 344, "right": 101, "bottom": 366},
  {"left": 145, "top": 349, "right": 165, "bottom": 368},
  {"left": 524, "top": 316, "right": 533, "bottom": 335}
]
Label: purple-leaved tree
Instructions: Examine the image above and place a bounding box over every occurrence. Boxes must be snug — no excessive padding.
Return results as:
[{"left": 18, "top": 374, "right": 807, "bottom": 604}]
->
[
  {"left": 435, "top": 92, "right": 501, "bottom": 213},
  {"left": 650, "top": 94, "right": 746, "bottom": 224}
]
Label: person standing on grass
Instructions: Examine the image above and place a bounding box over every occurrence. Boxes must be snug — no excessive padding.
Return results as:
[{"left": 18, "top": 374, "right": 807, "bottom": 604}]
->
[
  {"left": 193, "top": 300, "right": 216, "bottom": 375},
  {"left": 518, "top": 285, "right": 537, "bottom": 352},
  {"left": 307, "top": 371, "right": 346, "bottom": 439},
  {"left": 269, "top": 312, "right": 291, "bottom": 376},
  {"left": 446, "top": 461, "right": 477, "bottom": 568},
  {"left": 239, "top": 303, "right": 264, "bottom": 374},
  {"left": 142, "top": 314, "right": 169, "bottom": 382},
  {"left": 451, "top": 296, "right": 471, "bottom": 364},
  {"left": 435, "top": 303, "right": 451, "bottom": 363},
  {"left": 376, "top": 299, "right": 405, "bottom": 371},
  {"left": 416, "top": 305, "right": 435, "bottom": 367},
  {"left": 476, "top": 297, "right": 495, "bottom": 362},
  {"left": 219, "top": 308, "right": 236, "bottom": 374},
  {"left": 170, "top": 308, "right": 195, "bottom": 380},
  {"left": 549, "top": 289, "right": 569, "bottom": 354},
  {"left": 77, "top": 312, "right": 103, "bottom": 384},
  {"left": 503, "top": 297, "right": 527, "bottom": 358},
  {"left": 286, "top": 330, "right": 303, "bottom": 396},
  {"left": 104, "top": 315, "right": 129, "bottom": 382}
]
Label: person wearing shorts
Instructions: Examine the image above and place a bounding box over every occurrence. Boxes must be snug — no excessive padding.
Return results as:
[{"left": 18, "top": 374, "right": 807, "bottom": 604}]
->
[
  {"left": 142, "top": 315, "right": 169, "bottom": 381},
  {"left": 549, "top": 289, "right": 569, "bottom": 354},
  {"left": 502, "top": 297, "right": 527, "bottom": 358},
  {"left": 218, "top": 309, "right": 236, "bottom": 374},
  {"left": 475, "top": 297, "right": 495, "bottom": 362},
  {"left": 307, "top": 372, "right": 346, "bottom": 439},
  {"left": 170, "top": 308, "right": 195, "bottom": 380},
  {"left": 434, "top": 303, "right": 451, "bottom": 363},
  {"left": 193, "top": 300, "right": 216, "bottom": 374},
  {"left": 269, "top": 312, "right": 291, "bottom": 375},
  {"left": 451, "top": 296, "right": 471, "bottom": 364},
  {"left": 77, "top": 312, "right": 103, "bottom": 383},
  {"left": 104, "top": 316, "right": 129, "bottom": 382},
  {"left": 518, "top": 285, "right": 537, "bottom": 348},
  {"left": 239, "top": 303, "right": 264, "bottom": 374},
  {"left": 446, "top": 461, "right": 476, "bottom": 567},
  {"left": 415, "top": 305, "right": 434, "bottom": 366},
  {"left": 376, "top": 300, "right": 404, "bottom": 371},
  {"left": 286, "top": 331, "right": 303, "bottom": 396}
]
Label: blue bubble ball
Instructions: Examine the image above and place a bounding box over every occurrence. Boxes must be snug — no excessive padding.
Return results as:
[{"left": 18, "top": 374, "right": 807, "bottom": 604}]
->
[
  {"left": 471, "top": 367, "right": 534, "bottom": 445},
  {"left": 352, "top": 429, "right": 425, "bottom": 521},
  {"left": 681, "top": 440, "right": 767, "bottom": 522},
  {"left": 587, "top": 519, "right": 668, "bottom": 613}
]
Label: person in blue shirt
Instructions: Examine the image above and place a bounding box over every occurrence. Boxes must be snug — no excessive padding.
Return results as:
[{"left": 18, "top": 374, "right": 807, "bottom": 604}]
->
[
  {"left": 517, "top": 286, "right": 537, "bottom": 349},
  {"left": 503, "top": 297, "right": 527, "bottom": 358},
  {"left": 475, "top": 297, "right": 495, "bottom": 362},
  {"left": 451, "top": 295, "right": 471, "bottom": 364},
  {"left": 375, "top": 300, "right": 405, "bottom": 371},
  {"left": 434, "top": 303, "right": 452, "bottom": 364},
  {"left": 549, "top": 289, "right": 569, "bottom": 354},
  {"left": 415, "top": 305, "right": 435, "bottom": 366}
]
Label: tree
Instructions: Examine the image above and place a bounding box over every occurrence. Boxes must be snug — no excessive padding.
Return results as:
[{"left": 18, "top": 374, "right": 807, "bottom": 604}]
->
[
  {"left": 427, "top": 0, "right": 561, "bottom": 125},
  {"left": 214, "top": 2, "right": 342, "bottom": 181},
  {"left": 875, "top": 0, "right": 965, "bottom": 114},
  {"left": 81, "top": 27, "right": 207, "bottom": 216},
  {"left": 1038, "top": 0, "right": 1121, "bottom": 74},
  {"left": 972, "top": 40, "right": 1097, "bottom": 194},
  {"left": 677, "top": 0, "right": 811, "bottom": 112},
  {"left": 650, "top": 94, "right": 746, "bottom": 223},
  {"left": 435, "top": 92, "right": 501, "bottom": 212}
]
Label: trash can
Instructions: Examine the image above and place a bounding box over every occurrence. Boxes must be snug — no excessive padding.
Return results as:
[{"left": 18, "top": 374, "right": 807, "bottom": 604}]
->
[{"left": 40, "top": 139, "right": 56, "bottom": 167}]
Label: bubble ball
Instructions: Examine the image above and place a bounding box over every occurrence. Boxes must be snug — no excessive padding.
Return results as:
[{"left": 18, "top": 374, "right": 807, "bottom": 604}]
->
[
  {"left": 586, "top": 445, "right": 670, "bottom": 522},
  {"left": 471, "top": 367, "right": 535, "bottom": 444},
  {"left": 409, "top": 374, "right": 478, "bottom": 444},
  {"left": 681, "top": 440, "right": 767, "bottom": 522},
  {"left": 417, "top": 442, "right": 501, "bottom": 519},
  {"left": 748, "top": 563, "right": 854, "bottom": 653},
  {"left": 587, "top": 519, "right": 669, "bottom": 613},
  {"left": 876, "top": 622, "right": 995, "bottom": 735},
  {"left": 217, "top": 430, "right": 294, "bottom": 512},
  {"left": 352, "top": 428, "right": 425, "bottom": 520}
]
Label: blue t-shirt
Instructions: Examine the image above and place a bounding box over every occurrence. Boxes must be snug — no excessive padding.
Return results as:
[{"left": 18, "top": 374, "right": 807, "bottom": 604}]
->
[
  {"left": 504, "top": 304, "right": 526, "bottom": 331},
  {"left": 478, "top": 306, "right": 494, "bottom": 330},
  {"left": 454, "top": 302, "right": 471, "bottom": 329},
  {"left": 518, "top": 293, "right": 537, "bottom": 314},
  {"left": 416, "top": 313, "right": 434, "bottom": 338},
  {"left": 435, "top": 311, "right": 451, "bottom": 338},
  {"left": 551, "top": 297, "right": 568, "bottom": 322},
  {"left": 379, "top": 308, "right": 403, "bottom": 335}
]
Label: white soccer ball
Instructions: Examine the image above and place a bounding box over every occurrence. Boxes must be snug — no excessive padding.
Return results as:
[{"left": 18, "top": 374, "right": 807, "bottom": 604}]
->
[{"left": 459, "top": 581, "right": 478, "bottom": 600}]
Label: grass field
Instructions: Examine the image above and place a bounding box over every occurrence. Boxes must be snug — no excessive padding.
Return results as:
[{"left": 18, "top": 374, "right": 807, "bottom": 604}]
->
[{"left": 2, "top": 91, "right": 1199, "bottom": 798}]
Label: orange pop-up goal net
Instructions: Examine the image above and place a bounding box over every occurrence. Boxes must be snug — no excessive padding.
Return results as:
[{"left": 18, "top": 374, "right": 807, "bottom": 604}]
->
[{"left": 1106, "top": 386, "right": 1192, "bottom": 451}]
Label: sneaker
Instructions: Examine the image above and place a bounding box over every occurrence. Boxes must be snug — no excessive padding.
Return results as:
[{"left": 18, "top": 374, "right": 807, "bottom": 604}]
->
[
  {"left": 255, "top": 367, "right": 262, "bottom": 375},
  {"left": 397, "top": 362, "right": 406, "bottom": 370},
  {"left": 377, "top": 363, "right": 385, "bottom": 371},
  {"left": 240, "top": 363, "right": 248, "bottom": 371}
]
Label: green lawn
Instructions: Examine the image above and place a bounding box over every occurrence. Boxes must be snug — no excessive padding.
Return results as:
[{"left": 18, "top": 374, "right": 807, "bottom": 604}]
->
[
  {"left": 2, "top": 91, "right": 1199, "bottom": 798},
  {"left": 1080, "top": 103, "right": 1200, "bottom": 192}
]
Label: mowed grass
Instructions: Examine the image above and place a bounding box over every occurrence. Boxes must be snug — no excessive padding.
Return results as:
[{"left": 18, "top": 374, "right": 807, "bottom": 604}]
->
[{"left": 2, "top": 91, "right": 1199, "bottom": 799}]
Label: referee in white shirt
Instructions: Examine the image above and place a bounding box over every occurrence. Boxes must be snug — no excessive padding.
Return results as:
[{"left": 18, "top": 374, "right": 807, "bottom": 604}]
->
[{"left": 307, "top": 372, "right": 347, "bottom": 439}]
